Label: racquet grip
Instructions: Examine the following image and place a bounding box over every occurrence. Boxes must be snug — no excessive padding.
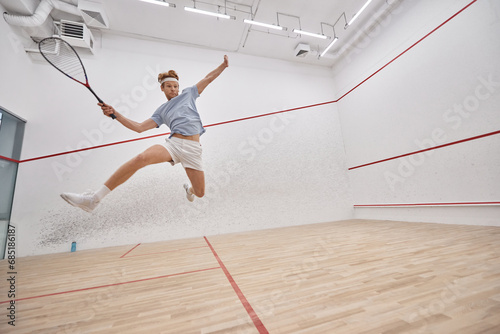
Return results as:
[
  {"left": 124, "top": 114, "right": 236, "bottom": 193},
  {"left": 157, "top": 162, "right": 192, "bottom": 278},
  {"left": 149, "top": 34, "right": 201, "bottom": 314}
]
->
[
  {"left": 97, "top": 98, "right": 116, "bottom": 119},
  {"left": 90, "top": 86, "right": 116, "bottom": 120},
  {"left": 99, "top": 100, "right": 116, "bottom": 119}
]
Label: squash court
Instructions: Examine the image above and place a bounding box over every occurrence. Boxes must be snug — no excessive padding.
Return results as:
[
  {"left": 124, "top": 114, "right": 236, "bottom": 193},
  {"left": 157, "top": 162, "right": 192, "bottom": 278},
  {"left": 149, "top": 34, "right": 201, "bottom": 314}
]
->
[{"left": 1, "top": 0, "right": 499, "bottom": 333}]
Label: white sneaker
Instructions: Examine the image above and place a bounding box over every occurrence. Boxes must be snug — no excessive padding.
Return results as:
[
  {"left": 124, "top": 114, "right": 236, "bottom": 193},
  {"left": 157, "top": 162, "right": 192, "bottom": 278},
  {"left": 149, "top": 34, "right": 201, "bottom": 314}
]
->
[
  {"left": 183, "top": 184, "right": 195, "bottom": 202},
  {"left": 61, "top": 191, "right": 99, "bottom": 212}
]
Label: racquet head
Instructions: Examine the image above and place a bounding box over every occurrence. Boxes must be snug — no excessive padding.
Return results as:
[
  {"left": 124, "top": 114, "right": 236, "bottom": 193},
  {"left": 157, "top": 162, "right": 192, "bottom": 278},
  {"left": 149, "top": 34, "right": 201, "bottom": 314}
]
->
[
  {"left": 38, "top": 37, "right": 116, "bottom": 119},
  {"left": 39, "top": 37, "right": 89, "bottom": 86}
]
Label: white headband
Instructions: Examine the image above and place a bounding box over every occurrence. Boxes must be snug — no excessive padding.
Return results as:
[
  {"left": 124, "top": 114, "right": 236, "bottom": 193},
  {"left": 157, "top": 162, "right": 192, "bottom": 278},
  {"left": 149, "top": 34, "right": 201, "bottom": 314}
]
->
[{"left": 160, "top": 77, "right": 178, "bottom": 85}]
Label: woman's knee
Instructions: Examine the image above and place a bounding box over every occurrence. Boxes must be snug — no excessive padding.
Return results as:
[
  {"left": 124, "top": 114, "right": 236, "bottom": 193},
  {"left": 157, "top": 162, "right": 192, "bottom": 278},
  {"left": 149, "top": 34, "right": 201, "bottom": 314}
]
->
[
  {"left": 193, "top": 186, "right": 205, "bottom": 198},
  {"left": 132, "top": 146, "right": 169, "bottom": 167},
  {"left": 131, "top": 153, "right": 149, "bottom": 167}
]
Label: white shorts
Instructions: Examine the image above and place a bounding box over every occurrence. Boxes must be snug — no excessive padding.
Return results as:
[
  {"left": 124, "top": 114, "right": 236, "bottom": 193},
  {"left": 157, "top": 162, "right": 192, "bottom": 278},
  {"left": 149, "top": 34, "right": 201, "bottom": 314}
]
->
[{"left": 162, "top": 137, "right": 203, "bottom": 171}]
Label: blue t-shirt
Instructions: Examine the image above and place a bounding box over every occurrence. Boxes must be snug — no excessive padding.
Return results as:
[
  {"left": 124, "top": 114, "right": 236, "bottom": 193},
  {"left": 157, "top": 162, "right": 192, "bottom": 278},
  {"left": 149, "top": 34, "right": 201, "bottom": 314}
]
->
[{"left": 150, "top": 85, "right": 206, "bottom": 137}]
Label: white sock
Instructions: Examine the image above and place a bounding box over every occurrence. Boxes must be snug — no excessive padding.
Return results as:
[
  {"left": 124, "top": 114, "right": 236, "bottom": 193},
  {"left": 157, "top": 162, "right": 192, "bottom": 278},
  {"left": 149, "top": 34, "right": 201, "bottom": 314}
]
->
[{"left": 94, "top": 185, "right": 111, "bottom": 201}]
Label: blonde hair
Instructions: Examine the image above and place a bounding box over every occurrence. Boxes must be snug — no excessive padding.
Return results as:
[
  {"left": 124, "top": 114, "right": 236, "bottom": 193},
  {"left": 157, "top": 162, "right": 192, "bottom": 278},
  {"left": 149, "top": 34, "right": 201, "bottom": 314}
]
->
[{"left": 158, "top": 70, "right": 179, "bottom": 88}]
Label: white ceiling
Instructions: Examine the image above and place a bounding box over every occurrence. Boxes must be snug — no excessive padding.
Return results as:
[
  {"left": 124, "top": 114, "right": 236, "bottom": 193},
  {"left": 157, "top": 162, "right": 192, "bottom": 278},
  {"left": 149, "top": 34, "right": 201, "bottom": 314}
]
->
[{"left": 2, "top": 0, "right": 392, "bottom": 67}]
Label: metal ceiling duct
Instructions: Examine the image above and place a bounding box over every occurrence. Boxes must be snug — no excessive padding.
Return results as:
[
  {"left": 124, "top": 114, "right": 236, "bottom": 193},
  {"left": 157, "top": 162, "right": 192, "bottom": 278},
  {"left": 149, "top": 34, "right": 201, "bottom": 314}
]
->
[
  {"left": 78, "top": 0, "right": 109, "bottom": 29},
  {"left": 3, "top": 0, "right": 80, "bottom": 27}
]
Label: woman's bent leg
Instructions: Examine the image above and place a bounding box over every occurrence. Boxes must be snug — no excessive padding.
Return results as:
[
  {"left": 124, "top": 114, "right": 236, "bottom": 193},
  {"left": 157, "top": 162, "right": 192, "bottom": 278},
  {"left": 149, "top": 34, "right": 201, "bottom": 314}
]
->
[
  {"left": 61, "top": 145, "right": 172, "bottom": 212},
  {"left": 184, "top": 168, "right": 205, "bottom": 198},
  {"left": 105, "top": 144, "right": 172, "bottom": 191}
]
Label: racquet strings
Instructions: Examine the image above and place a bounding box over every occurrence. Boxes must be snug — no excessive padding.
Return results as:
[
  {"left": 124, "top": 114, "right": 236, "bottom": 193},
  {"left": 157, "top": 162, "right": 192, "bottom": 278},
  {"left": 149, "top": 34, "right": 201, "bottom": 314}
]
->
[{"left": 39, "top": 38, "right": 87, "bottom": 84}]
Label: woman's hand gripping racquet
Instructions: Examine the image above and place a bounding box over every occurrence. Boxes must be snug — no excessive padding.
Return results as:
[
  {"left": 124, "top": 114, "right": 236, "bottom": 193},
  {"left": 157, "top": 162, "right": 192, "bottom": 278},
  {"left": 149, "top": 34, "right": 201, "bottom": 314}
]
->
[{"left": 38, "top": 37, "right": 116, "bottom": 119}]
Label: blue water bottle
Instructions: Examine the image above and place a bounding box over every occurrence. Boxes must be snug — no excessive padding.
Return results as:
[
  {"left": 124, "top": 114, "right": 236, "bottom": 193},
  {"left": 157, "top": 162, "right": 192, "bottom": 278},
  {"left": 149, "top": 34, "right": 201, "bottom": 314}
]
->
[{"left": 71, "top": 241, "right": 76, "bottom": 252}]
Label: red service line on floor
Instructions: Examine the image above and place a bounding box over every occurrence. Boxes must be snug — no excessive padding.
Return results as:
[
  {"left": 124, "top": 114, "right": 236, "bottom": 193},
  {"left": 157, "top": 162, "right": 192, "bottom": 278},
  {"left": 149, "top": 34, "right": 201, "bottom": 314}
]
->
[
  {"left": 123, "top": 246, "right": 210, "bottom": 259},
  {"left": 354, "top": 201, "right": 500, "bottom": 207},
  {"left": 0, "top": 267, "right": 220, "bottom": 305},
  {"left": 204, "top": 236, "right": 269, "bottom": 334},
  {"left": 348, "top": 130, "right": 500, "bottom": 170},
  {"left": 120, "top": 243, "right": 141, "bottom": 258}
]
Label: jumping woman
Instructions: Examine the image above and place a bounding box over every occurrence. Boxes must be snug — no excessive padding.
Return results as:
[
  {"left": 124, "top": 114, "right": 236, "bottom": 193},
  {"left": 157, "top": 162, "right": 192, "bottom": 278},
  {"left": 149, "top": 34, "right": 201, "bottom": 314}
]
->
[{"left": 61, "top": 55, "right": 229, "bottom": 212}]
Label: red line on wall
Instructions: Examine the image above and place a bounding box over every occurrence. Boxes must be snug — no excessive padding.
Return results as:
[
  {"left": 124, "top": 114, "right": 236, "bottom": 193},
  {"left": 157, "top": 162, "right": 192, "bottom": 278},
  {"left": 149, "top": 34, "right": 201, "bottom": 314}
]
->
[
  {"left": 8, "top": 100, "right": 337, "bottom": 164},
  {"left": 354, "top": 202, "right": 500, "bottom": 207},
  {"left": 348, "top": 130, "right": 500, "bottom": 170},
  {"left": 0, "top": 0, "right": 478, "bottom": 165},
  {"left": 0, "top": 267, "right": 220, "bottom": 305},
  {"left": 204, "top": 236, "right": 269, "bottom": 334},
  {"left": 204, "top": 100, "right": 337, "bottom": 129},
  {"left": 336, "top": 0, "right": 478, "bottom": 103},
  {"left": 20, "top": 132, "right": 171, "bottom": 164},
  {"left": 0, "top": 155, "right": 21, "bottom": 163},
  {"left": 120, "top": 243, "right": 141, "bottom": 258}
]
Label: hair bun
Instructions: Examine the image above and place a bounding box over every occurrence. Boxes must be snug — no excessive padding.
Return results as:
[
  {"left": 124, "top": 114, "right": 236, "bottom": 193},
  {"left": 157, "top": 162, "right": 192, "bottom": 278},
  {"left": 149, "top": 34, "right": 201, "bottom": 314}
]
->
[{"left": 158, "top": 70, "right": 180, "bottom": 84}]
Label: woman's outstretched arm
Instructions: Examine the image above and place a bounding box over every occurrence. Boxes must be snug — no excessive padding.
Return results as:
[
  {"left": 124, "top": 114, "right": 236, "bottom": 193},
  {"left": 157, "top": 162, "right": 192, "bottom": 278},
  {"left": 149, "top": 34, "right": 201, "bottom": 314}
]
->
[
  {"left": 99, "top": 103, "right": 158, "bottom": 133},
  {"left": 196, "top": 55, "right": 229, "bottom": 95}
]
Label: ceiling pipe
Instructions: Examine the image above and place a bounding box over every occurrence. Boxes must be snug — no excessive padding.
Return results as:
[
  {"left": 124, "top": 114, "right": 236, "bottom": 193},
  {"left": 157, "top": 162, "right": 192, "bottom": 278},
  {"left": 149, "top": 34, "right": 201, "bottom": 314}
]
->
[
  {"left": 3, "top": 0, "right": 80, "bottom": 27},
  {"left": 49, "top": 0, "right": 80, "bottom": 16}
]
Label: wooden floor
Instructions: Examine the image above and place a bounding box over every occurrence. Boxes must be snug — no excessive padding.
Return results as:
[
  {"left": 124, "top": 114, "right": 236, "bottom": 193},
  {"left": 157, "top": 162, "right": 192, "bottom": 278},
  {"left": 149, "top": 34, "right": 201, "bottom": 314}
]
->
[{"left": 1, "top": 219, "right": 500, "bottom": 333}]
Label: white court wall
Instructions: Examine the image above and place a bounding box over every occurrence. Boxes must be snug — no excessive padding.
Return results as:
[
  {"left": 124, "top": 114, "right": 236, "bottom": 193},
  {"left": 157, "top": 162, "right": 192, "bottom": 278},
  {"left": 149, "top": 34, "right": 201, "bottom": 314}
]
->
[
  {"left": 332, "top": 0, "right": 500, "bottom": 225},
  {"left": 0, "top": 19, "right": 353, "bottom": 256}
]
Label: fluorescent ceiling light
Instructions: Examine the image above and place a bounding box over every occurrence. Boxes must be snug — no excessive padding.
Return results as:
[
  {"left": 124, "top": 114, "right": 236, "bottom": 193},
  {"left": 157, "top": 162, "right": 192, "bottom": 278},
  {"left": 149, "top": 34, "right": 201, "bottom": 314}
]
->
[
  {"left": 140, "top": 0, "right": 174, "bottom": 7},
  {"left": 184, "top": 7, "right": 233, "bottom": 20},
  {"left": 347, "top": 0, "right": 374, "bottom": 26},
  {"left": 244, "top": 19, "right": 285, "bottom": 31},
  {"left": 292, "top": 29, "right": 328, "bottom": 40},
  {"left": 320, "top": 37, "right": 339, "bottom": 57}
]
